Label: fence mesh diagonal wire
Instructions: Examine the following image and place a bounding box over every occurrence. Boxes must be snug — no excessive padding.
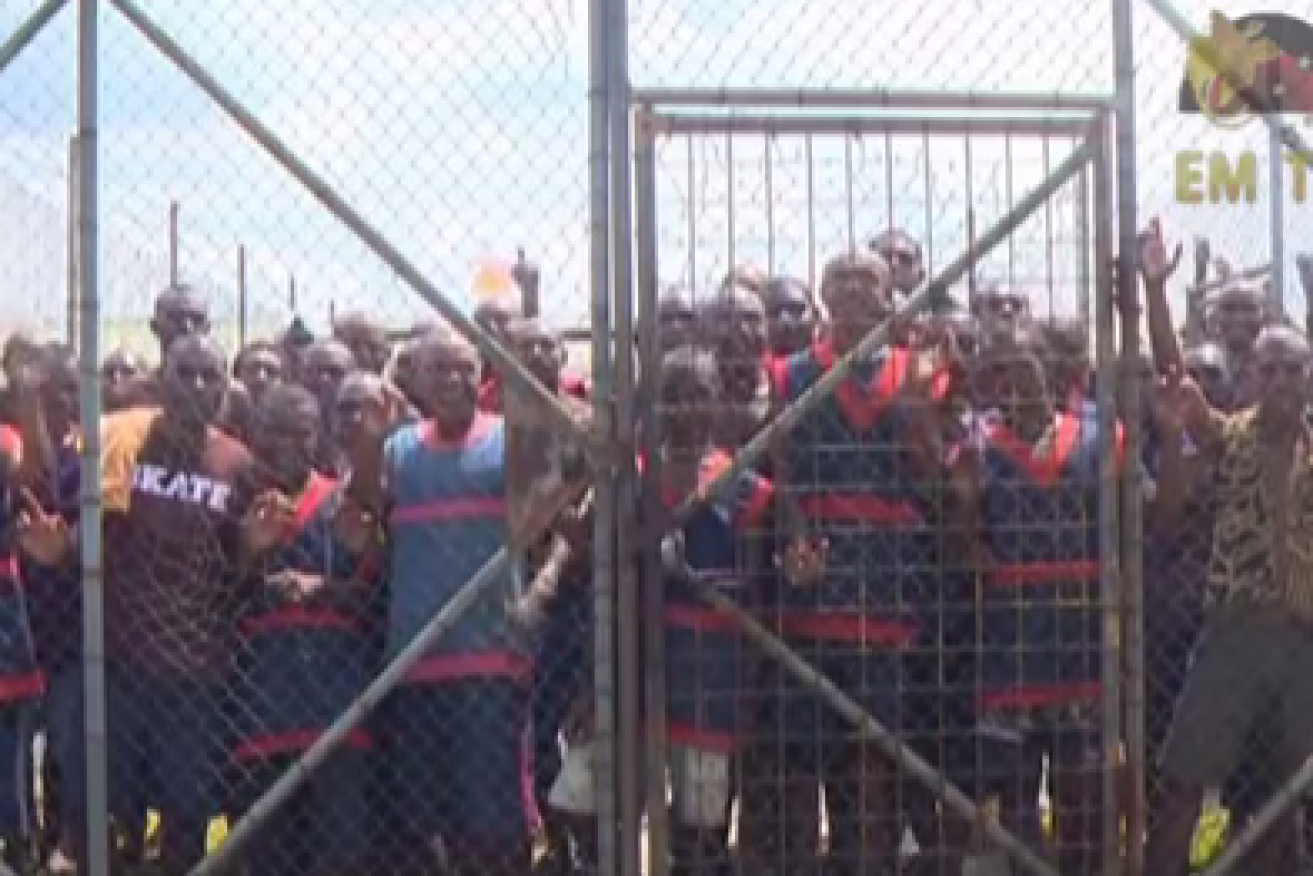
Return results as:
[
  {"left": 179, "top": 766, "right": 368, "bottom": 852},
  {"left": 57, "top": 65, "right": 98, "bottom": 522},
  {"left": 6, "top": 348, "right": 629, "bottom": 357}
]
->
[{"left": 13, "top": 0, "right": 1313, "bottom": 874}]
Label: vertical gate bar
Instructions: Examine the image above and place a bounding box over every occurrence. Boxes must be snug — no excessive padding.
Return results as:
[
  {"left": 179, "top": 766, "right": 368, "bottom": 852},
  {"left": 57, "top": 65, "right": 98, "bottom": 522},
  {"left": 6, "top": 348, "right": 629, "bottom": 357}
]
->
[
  {"left": 587, "top": 0, "right": 616, "bottom": 866},
  {"left": 726, "top": 130, "right": 736, "bottom": 274},
  {"left": 845, "top": 134, "right": 855, "bottom": 251},
  {"left": 687, "top": 136, "right": 697, "bottom": 286},
  {"left": 805, "top": 134, "right": 816, "bottom": 290},
  {"left": 1091, "top": 113, "right": 1124, "bottom": 876},
  {"left": 1075, "top": 159, "right": 1092, "bottom": 328},
  {"left": 964, "top": 132, "right": 975, "bottom": 302},
  {"left": 1269, "top": 123, "right": 1285, "bottom": 315},
  {"left": 923, "top": 127, "right": 934, "bottom": 276},
  {"left": 606, "top": 0, "right": 640, "bottom": 872},
  {"left": 238, "top": 244, "right": 247, "bottom": 347},
  {"left": 1043, "top": 133, "right": 1054, "bottom": 317},
  {"left": 1113, "top": 1, "right": 1141, "bottom": 872},
  {"left": 765, "top": 133, "right": 775, "bottom": 274},
  {"left": 634, "top": 114, "right": 669, "bottom": 876},
  {"left": 169, "top": 200, "right": 179, "bottom": 286},
  {"left": 1005, "top": 130, "right": 1014, "bottom": 287},
  {"left": 75, "top": 1, "right": 107, "bottom": 874},
  {"left": 884, "top": 129, "right": 895, "bottom": 244},
  {"left": 66, "top": 134, "right": 78, "bottom": 349}
]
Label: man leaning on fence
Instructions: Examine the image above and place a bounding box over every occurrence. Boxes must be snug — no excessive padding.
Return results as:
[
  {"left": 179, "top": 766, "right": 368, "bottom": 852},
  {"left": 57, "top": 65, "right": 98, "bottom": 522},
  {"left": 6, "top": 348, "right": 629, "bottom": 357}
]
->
[{"left": 1145, "top": 299, "right": 1313, "bottom": 874}]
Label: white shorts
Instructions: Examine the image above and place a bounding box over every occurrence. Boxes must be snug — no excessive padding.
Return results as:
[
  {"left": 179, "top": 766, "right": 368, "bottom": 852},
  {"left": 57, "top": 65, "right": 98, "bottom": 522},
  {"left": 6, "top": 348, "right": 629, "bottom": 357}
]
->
[
  {"left": 548, "top": 739, "right": 597, "bottom": 815},
  {"left": 669, "top": 747, "right": 731, "bottom": 829}
]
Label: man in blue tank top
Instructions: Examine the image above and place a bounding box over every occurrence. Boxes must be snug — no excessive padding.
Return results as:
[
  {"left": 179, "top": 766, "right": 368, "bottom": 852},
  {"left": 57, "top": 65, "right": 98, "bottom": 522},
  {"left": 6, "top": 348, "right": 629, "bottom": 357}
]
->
[
  {"left": 380, "top": 330, "right": 543, "bottom": 876},
  {"left": 768, "top": 252, "right": 950, "bottom": 876},
  {"left": 957, "top": 322, "right": 1120, "bottom": 875},
  {"left": 653, "top": 345, "right": 775, "bottom": 876}
]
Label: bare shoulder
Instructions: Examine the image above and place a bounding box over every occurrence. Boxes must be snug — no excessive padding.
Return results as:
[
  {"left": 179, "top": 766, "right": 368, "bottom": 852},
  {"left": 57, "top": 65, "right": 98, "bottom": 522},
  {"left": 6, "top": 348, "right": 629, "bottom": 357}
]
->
[{"left": 205, "top": 424, "right": 255, "bottom": 469}]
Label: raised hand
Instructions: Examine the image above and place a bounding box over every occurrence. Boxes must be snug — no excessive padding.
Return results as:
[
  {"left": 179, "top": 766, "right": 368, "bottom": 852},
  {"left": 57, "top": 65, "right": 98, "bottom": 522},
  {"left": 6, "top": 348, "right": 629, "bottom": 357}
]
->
[
  {"left": 266, "top": 569, "right": 324, "bottom": 603},
  {"left": 332, "top": 499, "right": 378, "bottom": 555},
  {"left": 1137, "top": 219, "right": 1183, "bottom": 289},
  {"left": 242, "top": 490, "right": 295, "bottom": 555},
  {"left": 777, "top": 535, "right": 828, "bottom": 586},
  {"left": 16, "top": 487, "right": 70, "bottom": 565},
  {"left": 1155, "top": 364, "right": 1211, "bottom": 436},
  {"left": 505, "top": 591, "right": 548, "bottom": 633}
]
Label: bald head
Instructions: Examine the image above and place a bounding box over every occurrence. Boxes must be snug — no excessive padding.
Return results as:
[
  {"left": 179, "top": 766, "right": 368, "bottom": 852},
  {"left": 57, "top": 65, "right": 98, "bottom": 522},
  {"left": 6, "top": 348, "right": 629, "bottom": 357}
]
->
[
  {"left": 820, "top": 252, "right": 894, "bottom": 351},
  {"left": 333, "top": 312, "right": 391, "bottom": 375},
  {"left": 869, "top": 228, "right": 925, "bottom": 295},
  {"left": 299, "top": 338, "right": 357, "bottom": 416},
  {"left": 704, "top": 283, "right": 768, "bottom": 367},
  {"left": 161, "top": 333, "right": 228, "bottom": 428},
  {"left": 411, "top": 330, "right": 481, "bottom": 426},
  {"left": 151, "top": 284, "right": 211, "bottom": 353},
  {"left": 1208, "top": 283, "right": 1266, "bottom": 358},
  {"left": 1247, "top": 324, "right": 1311, "bottom": 421},
  {"left": 656, "top": 285, "right": 697, "bottom": 352},
  {"left": 474, "top": 298, "right": 518, "bottom": 337},
  {"left": 759, "top": 276, "right": 817, "bottom": 356}
]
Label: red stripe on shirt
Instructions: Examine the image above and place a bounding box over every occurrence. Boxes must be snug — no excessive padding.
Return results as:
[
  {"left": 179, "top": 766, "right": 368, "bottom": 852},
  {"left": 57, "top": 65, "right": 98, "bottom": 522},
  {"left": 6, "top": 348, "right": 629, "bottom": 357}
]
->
[
  {"left": 0, "top": 426, "right": 19, "bottom": 460},
  {"left": 667, "top": 724, "right": 737, "bottom": 754},
  {"left": 241, "top": 606, "right": 362, "bottom": 636},
  {"left": 390, "top": 497, "right": 505, "bottom": 524},
  {"left": 0, "top": 671, "right": 45, "bottom": 703},
  {"left": 779, "top": 612, "right": 918, "bottom": 646},
  {"left": 989, "top": 559, "right": 1100, "bottom": 587},
  {"left": 230, "top": 728, "right": 375, "bottom": 763},
  {"left": 978, "top": 682, "right": 1103, "bottom": 711},
  {"left": 405, "top": 652, "right": 532, "bottom": 685}
]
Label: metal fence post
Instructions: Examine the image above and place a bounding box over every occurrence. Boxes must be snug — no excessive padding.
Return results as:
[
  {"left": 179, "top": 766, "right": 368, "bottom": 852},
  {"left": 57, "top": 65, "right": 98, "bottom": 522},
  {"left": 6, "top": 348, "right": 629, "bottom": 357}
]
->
[
  {"left": 587, "top": 0, "right": 617, "bottom": 869},
  {"left": 606, "top": 0, "right": 641, "bottom": 870},
  {"left": 66, "top": 135, "right": 78, "bottom": 349},
  {"left": 1091, "top": 113, "right": 1123, "bottom": 876},
  {"left": 1269, "top": 123, "right": 1285, "bottom": 315},
  {"left": 168, "top": 200, "right": 179, "bottom": 287},
  {"left": 1112, "top": 2, "right": 1142, "bottom": 873},
  {"left": 632, "top": 110, "right": 668, "bottom": 876},
  {"left": 75, "top": 1, "right": 108, "bottom": 874}
]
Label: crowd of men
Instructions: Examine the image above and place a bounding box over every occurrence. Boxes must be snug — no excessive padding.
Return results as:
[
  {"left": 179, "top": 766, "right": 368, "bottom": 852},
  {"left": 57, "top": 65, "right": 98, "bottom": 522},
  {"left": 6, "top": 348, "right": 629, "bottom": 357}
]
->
[{"left": 0, "top": 223, "right": 1307, "bottom": 876}]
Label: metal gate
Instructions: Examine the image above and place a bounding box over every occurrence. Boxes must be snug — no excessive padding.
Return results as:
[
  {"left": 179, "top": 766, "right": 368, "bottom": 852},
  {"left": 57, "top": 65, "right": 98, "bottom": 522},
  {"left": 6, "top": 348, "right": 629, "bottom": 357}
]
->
[{"left": 624, "top": 92, "right": 1119, "bottom": 876}]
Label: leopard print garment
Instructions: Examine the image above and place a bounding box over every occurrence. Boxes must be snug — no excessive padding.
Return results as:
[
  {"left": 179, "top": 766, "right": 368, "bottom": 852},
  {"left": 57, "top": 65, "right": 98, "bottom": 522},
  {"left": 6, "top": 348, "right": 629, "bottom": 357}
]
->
[{"left": 1207, "top": 407, "right": 1313, "bottom": 621}]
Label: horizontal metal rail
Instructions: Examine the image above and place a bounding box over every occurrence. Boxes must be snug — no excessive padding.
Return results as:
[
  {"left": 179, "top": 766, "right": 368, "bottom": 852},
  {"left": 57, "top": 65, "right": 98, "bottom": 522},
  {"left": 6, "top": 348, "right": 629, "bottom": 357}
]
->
[
  {"left": 644, "top": 111, "right": 1097, "bottom": 138},
  {"left": 632, "top": 86, "right": 1115, "bottom": 112}
]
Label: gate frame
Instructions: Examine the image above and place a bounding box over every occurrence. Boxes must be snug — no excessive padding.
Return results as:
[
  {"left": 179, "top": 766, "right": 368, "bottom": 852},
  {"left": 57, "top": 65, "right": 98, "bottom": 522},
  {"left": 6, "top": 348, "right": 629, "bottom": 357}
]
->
[{"left": 627, "top": 92, "right": 1119, "bottom": 876}]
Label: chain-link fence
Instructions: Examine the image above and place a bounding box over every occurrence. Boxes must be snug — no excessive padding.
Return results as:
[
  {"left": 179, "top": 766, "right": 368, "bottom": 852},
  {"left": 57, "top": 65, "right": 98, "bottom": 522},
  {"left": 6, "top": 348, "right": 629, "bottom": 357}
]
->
[{"left": 8, "top": 0, "right": 1313, "bottom": 875}]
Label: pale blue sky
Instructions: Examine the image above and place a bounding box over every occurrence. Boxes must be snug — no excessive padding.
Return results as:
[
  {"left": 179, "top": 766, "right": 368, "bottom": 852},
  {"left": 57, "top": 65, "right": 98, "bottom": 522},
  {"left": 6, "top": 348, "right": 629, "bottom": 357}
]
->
[{"left": 0, "top": 0, "right": 1309, "bottom": 353}]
